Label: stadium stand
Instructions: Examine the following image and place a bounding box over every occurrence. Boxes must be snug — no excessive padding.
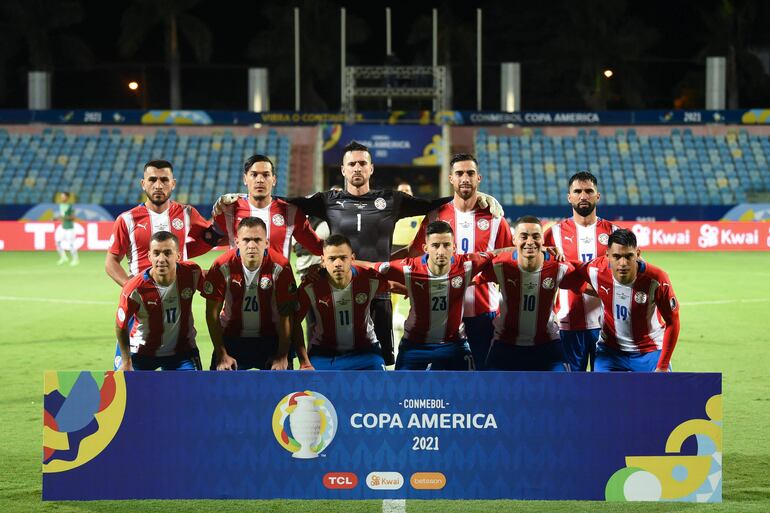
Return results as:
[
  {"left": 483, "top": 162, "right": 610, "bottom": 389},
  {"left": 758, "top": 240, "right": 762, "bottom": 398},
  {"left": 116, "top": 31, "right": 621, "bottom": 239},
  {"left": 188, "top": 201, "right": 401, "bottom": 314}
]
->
[
  {"left": 0, "top": 127, "right": 293, "bottom": 205},
  {"left": 475, "top": 127, "right": 770, "bottom": 205}
]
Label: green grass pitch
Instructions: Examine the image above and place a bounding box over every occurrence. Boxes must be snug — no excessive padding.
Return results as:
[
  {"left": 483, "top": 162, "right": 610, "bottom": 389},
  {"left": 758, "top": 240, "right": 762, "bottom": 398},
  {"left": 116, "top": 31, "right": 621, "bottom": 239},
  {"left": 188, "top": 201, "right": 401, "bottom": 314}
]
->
[{"left": 0, "top": 250, "right": 768, "bottom": 512}]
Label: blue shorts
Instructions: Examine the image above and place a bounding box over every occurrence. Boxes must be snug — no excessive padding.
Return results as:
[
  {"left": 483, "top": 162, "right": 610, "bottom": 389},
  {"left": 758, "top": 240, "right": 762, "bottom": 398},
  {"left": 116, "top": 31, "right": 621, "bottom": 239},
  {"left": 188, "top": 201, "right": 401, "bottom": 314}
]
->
[
  {"left": 464, "top": 312, "right": 496, "bottom": 371},
  {"left": 485, "top": 340, "right": 570, "bottom": 371},
  {"left": 211, "top": 336, "right": 279, "bottom": 370},
  {"left": 594, "top": 342, "right": 669, "bottom": 372},
  {"left": 559, "top": 329, "right": 601, "bottom": 372},
  {"left": 131, "top": 349, "right": 202, "bottom": 371},
  {"left": 395, "top": 339, "right": 475, "bottom": 370},
  {"left": 310, "top": 350, "right": 386, "bottom": 370}
]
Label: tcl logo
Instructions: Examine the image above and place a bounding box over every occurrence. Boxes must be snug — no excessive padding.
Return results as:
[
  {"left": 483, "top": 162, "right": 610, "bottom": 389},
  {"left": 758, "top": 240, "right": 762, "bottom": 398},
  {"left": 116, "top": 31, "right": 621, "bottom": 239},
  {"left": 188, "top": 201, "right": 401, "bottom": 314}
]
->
[{"left": 323, "top": 472, "right": 358, "bottom": 490}]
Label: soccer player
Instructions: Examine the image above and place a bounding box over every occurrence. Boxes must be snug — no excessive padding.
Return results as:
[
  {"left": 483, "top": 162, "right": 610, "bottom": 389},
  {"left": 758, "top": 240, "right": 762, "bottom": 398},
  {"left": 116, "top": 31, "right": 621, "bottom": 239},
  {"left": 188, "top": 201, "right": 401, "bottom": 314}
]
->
[
  {"left": 296, "top": 234, "right": 390, "bottom": 370},
  {"left": 54, "top": 191, "right": 78, "bottom": 266},
  {"left": 476, "top": 216, "right": 586, "bottom": 371},
  {"left": 212, "top": 154, "right": 323, "bottom": 257},
  {"left": 398, "top": 153, "right": 513, "bottom": 369},
  {"left": 202, "top": 217, "right": 299, "bottom": 371},
  {"left": 106, "top": 159, "right": 221, "bottom": 369},
  {"left": 283, "top": 141, "right": 504, "bottom": 366},
  {"left": 544, "top": 171, "right": 617, "bottom": 371},
  {"left": 115, "top": 231, "right": 204, "bottom": 371},
  {"left": 583, "top": 229, "right": 680, "bottom": 372},
  {"left": 372, "top": 221, "right": 493, "bottom": 370}
]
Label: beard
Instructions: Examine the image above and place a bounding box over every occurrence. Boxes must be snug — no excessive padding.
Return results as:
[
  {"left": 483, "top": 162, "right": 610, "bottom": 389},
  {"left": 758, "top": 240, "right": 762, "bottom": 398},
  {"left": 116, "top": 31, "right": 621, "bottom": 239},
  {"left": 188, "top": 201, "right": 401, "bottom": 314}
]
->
[
  {"left": 573, "top": 202, "right": 596, "bottom": 217},
  {"left": 147, "top": 193, "right": 168, "bottom": 206}
]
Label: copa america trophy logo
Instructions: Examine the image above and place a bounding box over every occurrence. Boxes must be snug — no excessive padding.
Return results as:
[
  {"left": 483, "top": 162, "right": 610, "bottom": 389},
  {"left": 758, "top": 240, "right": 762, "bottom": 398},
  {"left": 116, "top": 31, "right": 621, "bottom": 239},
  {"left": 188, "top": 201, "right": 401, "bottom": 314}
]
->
[{"left": 272, "top": 391, "right": 338, "bottom": 459}]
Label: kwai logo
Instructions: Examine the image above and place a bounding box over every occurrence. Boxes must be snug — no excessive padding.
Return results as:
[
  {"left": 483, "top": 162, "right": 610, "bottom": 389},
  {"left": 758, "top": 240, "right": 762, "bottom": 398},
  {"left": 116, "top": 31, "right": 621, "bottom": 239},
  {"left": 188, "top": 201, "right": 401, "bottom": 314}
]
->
[{"left": 272, "top": 391, "right": 337, "bottom": 459}]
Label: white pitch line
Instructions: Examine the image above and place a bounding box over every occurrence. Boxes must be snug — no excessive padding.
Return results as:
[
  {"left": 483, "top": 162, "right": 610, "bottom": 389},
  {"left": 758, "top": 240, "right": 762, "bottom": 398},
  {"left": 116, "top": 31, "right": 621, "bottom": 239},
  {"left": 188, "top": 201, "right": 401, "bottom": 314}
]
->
[
  {"left": 0, "top": 295, "right": 112, "bottom": 306},
  {"left": 383, "top": 499, "right": 406, "bottom": 513},
  {"left": 681, "top": 298, "right": 770, "bottom": 306}
]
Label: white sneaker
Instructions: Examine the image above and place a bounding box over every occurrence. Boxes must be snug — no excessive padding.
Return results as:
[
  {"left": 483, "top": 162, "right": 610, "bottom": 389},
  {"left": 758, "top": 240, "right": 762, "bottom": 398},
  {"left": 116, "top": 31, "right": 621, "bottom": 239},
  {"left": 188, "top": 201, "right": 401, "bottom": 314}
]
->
[
  {"left": 70, "top": 258, "right": 79, "bottom": 267},
  {"left": 57, "top": 256, "right": 68, "bottom": 265}
]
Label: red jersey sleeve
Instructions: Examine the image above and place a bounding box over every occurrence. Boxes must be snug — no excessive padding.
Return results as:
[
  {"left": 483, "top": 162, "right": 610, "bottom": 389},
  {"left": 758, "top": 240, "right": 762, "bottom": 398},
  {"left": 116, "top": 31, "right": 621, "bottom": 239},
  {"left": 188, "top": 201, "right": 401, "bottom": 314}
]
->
[
  {"left": 275, "top": 265, "right": 299, "bottom": 310},
  {"left": 116, "top": 282, "right": 140, "bottom": 329},
  {"left": 292, "top": 209, "right": 324, "bottom": 256},
  {"left": 375, "top": 259, "right": 407, "bottom": 284},
  {"left": 496, "top": 217, "right": 514, "bottom": 249},
  {"left": 295, "top": 286, "right": 311, "bottom": 320},
  {"left": 543, "top": 225, "right": 555, "bottom": 247},
  {"left": 653, "top": 271, "right": 680, "bottom": 370},
  {"left": 108, "top": 216, "right": 129, "bottom": 257},
  {"left": 559, "top": 262, "right": 587, "bottom": 291},
  {"left": 473, "top": 256, "right": 499, "bottom": 286},
  {"left": 185, "top": 207, "right": 223, "bottom": 257},
  {"left": 465, "top": 252, "right": 494, "bottom": 275},
  {"left": 201, "top": 263, "right": 226, "bottom": 301},
  {"left": 406, "top": 217, "right": 429, "bottom": 256}
]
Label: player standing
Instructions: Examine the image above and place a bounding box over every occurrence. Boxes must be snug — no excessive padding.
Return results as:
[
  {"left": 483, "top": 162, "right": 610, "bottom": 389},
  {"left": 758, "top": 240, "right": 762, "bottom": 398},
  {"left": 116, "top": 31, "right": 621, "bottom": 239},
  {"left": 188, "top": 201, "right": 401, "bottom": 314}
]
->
[
  {"left": 202, "top": 217, "right": 299, "bottom": 370},
  {"left": 296, "top": 234, "right": 390, "bottom": 370},
  {"left": 400, "top": 154, "right": 513, "bottom": 369},
  {"left": 54, "top": 191, "right": 78, "bottom": 266},
  {"left": 115, "top": 231, "right": 204, "bottom": 371},
  {"left": 583, "top": 229, "right": 680, "bottom": 372},
  {"left": 544, "top": 171, "right": 617, "bottom": 371}
]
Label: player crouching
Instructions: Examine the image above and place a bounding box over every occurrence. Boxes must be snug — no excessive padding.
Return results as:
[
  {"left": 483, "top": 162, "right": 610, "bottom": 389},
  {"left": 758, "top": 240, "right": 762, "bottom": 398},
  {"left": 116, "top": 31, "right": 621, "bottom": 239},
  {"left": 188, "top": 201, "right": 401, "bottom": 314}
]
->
[{"left": 115, "top": 231, "right": 204, "bottom": 371}]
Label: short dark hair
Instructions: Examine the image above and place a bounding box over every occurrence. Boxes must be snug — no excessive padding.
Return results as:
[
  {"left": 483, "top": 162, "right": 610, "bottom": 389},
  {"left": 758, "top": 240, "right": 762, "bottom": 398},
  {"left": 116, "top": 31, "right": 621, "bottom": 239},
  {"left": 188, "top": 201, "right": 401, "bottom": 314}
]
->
[
  {"left": 568, "top": 171, "right": 597, "bottom": 189},
  {"left": 426, "top": 220, "right": 454, "bottom": 237},
  {"left": 145, "top": 159, "right": 174, "bottom": 172},
  {"left": 150, "top": 230, "right": 179, "bottom": 248},
  {"left": 514, "top": 215, "right": 542, "bottom": 228},
  {"left": 323, "top": 234, "right": 353, "bottom": 250},
  {"left": 608, "top": 229, "right": 637, "bottom": 248},
  {"left": 343, "top": 141, "right": 370, "bottom": 156},
  {"left": 237, "top": 216, "right": 267, "bottom": 232},
  {"left": 243, "top": 154, "right": 275, "bottom": 175},
  {"left": 449, "top": 153, "right": 479, "bottom": 169}
]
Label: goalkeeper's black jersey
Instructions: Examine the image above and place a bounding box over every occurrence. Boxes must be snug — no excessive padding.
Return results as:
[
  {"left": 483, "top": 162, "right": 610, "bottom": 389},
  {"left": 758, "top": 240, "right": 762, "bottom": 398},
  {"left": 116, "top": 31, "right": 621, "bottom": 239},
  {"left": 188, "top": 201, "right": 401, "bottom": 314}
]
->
[{"left": 286, "top": 189, "right": 449, "bottom": 262}]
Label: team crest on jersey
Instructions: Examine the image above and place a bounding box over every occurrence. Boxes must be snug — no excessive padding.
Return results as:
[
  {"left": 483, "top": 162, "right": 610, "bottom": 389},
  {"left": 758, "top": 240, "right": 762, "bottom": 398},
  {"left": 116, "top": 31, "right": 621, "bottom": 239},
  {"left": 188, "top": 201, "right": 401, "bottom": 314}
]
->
[
  {"left": 451, "top": 276, "right": 464, "bottom": 289},
  {"left": 598, "top": 233, "right": 609, "bottom": 245},
  {"left": 272, "top": 214, "right": 285, "bottom": 227},
  {"left": 355, "top": 292, "right": 368, "bottom": 304},
  {"left": 181, "top": 288, "right": 194, "bottom": 299},
  {"left": 542, "top": 277, "right": 555, "bottom": 290},
  {"left": 476, "top": 219, "right": 490, "bottom": 231},
  {"left": 634, "top": 291, "right": 648, "bottom": 304},
  {"left": 203, "top": 281, "right": 214, "bottom": 295},
  {"left": 117, "top": 307, "right": 126, "bottom": 323},
  {"left": 374, "top": 197, "right": 387, "bottom": 210},
  {"left": 260, "top": 276, "right": 273, "bottom": 290},
  {"left": 172, "top": 218, "right": 184, "bottom": 230}
]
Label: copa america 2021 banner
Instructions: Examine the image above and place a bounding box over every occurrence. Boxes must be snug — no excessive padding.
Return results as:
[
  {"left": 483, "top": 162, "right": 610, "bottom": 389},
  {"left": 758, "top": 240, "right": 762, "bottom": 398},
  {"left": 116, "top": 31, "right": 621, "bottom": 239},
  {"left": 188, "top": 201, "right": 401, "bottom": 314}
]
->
[{"left": 43, "top": 371, "right": 722, "bottom": 502}]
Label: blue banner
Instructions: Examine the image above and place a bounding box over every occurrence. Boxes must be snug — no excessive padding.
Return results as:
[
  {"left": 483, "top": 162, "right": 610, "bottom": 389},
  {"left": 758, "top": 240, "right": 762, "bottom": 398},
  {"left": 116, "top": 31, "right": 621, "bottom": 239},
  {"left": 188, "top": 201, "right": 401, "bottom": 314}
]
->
[
  {"left": 43, "top": 371, "right": 722, "bottom": 502},
  {"left": 3, "top": 108, "right": 770, "bottom": 126},
  {"left": 322, "top": 125, "right": 443, "bottom": 166}
]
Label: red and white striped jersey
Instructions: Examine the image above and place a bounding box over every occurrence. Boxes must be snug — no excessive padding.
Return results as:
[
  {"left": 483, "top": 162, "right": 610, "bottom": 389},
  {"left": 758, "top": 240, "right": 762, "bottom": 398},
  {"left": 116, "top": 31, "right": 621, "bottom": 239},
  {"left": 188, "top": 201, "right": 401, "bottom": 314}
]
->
[
  {"left": 213, "top": 195, "right": 322, "bottom": 258},
  {"left": 297, "top": 265, "right": 389, "bottom": 353},
  {"left": 201, "top": 248, "right": 297, "bottom": 339},
  {"left": 544, "top": 218, "right": 617, "bottom": 330},
  {"left": 409, "top": 204, "right": 512, "bottom": 317},
  {"left": 116, "top": 261, "right": 204, "bottom": 357},
  {"left": 477, "top": 254, "right": 584, "bottom": 346},
  {"left": 377, "top": 253, "right": 492, "bottom": 344},
  {"left": 584, "top": 256, "right": 680, "bottom": 366},
  {"left": 108, "top": 201, "right": 213, "bottom": 276}
]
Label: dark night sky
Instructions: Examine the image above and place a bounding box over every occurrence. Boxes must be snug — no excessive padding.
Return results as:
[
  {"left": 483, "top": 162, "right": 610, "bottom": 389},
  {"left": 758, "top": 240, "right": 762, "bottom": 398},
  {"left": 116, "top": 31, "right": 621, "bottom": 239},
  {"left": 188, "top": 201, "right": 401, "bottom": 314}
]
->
[{"left": 2, "top": 0, "right": 769, "bottom": 111}]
